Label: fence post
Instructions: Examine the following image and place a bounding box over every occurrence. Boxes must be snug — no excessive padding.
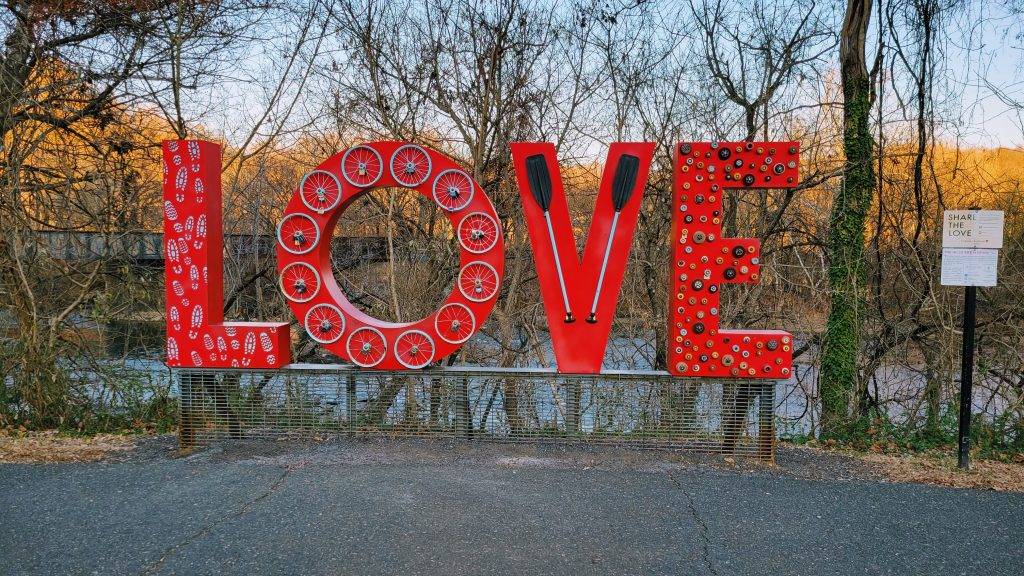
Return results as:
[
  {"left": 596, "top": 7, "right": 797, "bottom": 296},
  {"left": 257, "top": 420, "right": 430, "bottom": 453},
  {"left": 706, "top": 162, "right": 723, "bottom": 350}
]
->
[
  {"left": 346, "top": 372, "right": 357, "bottom": 430},
  {"left": 217, "top": 371, "right": 242, "bottom": 439},
  {"left": 566, "top": 376, "right": 580, "bottom": 435},
  {"left": 456, "top": 377, "right": 472, "bottom": 438},
  {"left": 177, "top": 370, "right": 198, "bottom": 448},
  {"left": 758, "top": 381, "right": 776, "bottom": 462}
]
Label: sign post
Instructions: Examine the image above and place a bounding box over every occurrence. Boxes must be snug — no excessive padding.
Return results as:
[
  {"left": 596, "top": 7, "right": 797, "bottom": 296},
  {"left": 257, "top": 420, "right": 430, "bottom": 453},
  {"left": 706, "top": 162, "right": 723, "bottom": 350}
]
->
[
  {"left": 940, "top": 208, "right": 1003, "bottom": 470},
  {"left": 957, "top": 285, "right": 976, "bottom": 470}
]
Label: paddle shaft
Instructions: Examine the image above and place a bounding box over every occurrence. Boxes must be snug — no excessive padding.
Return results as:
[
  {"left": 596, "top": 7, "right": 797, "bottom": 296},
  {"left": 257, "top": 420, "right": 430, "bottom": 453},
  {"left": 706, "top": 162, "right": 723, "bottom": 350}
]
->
[
  {"left": 587, "top": 210, "right": 620, "bottom": 322},
  {"left": 544, "top": 211, "right": 574, "bottom": 322}
]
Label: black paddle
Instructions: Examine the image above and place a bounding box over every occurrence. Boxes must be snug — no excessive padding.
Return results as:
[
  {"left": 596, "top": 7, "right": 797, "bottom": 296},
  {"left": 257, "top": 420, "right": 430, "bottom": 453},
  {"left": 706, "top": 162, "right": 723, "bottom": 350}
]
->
[
  {"left": 526, "top": 154, "right": 574, "bottom": 323},
  {"left": 587, "top": 154, "right": 640, "bottom": 323}
]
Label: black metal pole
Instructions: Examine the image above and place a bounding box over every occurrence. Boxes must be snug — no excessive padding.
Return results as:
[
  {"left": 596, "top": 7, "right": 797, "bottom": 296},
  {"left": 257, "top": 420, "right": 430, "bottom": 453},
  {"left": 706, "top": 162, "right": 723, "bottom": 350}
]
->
[{"left": 957, "top": 285, "right": 977, "bottom": 470}]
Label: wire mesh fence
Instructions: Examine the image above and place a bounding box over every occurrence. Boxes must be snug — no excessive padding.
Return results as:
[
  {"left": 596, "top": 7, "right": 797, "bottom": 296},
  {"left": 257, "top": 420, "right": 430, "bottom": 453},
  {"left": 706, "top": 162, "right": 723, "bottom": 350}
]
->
[{"left": 174, "top": 365, "right": 776, "bottom": 460}]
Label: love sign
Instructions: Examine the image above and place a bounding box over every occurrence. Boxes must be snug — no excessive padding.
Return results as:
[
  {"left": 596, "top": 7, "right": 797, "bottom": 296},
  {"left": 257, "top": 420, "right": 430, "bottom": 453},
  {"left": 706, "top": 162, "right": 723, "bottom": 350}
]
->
[{"left": 163, "top": 139, "right": 798, "bottom": 377}]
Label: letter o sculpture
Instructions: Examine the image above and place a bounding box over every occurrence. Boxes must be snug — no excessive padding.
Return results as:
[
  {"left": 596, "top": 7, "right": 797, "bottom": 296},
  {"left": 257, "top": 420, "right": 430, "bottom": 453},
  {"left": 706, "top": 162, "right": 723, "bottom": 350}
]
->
[{"left": 276, "top": 141, "right": 504, "bottom": 370}]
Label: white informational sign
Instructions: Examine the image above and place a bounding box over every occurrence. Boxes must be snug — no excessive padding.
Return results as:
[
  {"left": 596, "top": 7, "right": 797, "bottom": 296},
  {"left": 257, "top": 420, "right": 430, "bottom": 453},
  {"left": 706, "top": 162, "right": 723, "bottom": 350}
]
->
[
  {"left": 942, "top": 210, "right": 1004, "bottom": 249},
  {"left": 941, "top": 248, "right": 999, "bottom": 287}
]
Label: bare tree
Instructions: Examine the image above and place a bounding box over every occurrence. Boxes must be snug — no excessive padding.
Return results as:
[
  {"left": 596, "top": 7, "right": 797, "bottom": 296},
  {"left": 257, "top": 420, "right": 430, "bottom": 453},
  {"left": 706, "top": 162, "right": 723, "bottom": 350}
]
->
[{"left": 0, "top": 0, "right": 313, "bottom": 427}]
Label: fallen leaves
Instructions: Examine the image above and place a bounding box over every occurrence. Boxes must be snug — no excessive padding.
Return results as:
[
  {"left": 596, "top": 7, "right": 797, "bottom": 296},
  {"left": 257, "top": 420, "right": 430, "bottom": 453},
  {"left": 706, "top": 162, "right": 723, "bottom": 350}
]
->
[
  {"left": 0, "top": 430, "right": 137, "bottom": 464},
  {"left": 792, "top": 441, "right": 1024, "bottom": 492},
  {"left": 862, "top": 452, "right": 1024, "bottom": 493}
]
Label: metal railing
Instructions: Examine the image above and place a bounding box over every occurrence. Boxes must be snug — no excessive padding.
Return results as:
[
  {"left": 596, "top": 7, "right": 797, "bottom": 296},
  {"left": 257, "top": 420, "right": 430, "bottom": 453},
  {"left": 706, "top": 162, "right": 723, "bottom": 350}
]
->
[
  {"left": 34, "top": 230, "right": 388, "bottom": 265},
  {"left": 174, "top": 365, "right": 777, "bottom": 460}
]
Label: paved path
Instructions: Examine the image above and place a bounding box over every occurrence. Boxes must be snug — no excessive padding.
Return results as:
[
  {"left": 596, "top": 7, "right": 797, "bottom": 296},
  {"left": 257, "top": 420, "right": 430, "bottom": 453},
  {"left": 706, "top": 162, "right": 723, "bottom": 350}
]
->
[{"left": 1, "top": 438, "right": 1021, "bottom": 575}]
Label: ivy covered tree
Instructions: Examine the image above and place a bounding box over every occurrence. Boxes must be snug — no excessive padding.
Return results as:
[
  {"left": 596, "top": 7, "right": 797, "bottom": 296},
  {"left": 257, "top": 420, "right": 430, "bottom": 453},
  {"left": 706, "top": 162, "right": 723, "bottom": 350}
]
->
[{"left": 819, "top": 0, "right": 875, "bottom": 437}]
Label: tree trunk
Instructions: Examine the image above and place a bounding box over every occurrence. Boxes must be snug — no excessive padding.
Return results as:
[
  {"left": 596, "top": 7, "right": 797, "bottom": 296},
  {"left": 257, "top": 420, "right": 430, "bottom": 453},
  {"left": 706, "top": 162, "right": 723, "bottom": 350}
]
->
[
  {"left": 820, "top": 0, "right": 875, "bottom": 437},
  {"left": 0, "top": 14, "right": 34, "bottom": 140}
]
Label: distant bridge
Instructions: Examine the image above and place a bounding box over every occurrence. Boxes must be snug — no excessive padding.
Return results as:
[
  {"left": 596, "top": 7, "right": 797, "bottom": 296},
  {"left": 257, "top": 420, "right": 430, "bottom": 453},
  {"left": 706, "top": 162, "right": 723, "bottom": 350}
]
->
[{"left": 36, "top": 231, "right": 389, "bottom": 268}]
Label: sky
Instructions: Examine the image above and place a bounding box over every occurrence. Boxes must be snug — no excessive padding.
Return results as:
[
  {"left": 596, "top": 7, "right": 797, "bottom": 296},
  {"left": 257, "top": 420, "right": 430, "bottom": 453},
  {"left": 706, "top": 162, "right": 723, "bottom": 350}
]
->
[
  {"left": 936, "top": 1, "right": 1024, "bottom": 148},
  {"left": 179, "top": 1, "right": 1024, "bottom": 153}
]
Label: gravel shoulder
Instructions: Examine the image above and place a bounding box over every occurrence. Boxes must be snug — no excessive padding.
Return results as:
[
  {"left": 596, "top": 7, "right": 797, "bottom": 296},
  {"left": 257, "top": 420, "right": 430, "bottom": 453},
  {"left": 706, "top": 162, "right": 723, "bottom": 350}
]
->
[{"left": 5, "top": 430, "right": 1020, "bottom": 492}]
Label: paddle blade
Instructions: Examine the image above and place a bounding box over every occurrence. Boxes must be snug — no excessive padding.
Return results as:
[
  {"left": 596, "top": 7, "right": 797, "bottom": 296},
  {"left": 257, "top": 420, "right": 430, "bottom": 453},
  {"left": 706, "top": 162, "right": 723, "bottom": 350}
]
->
[
  {"left": 525, "top": 154, "right": 553, "bottom": 212},
  {"left": 611, "top": 154, "right": 640, "bottom": 211}
]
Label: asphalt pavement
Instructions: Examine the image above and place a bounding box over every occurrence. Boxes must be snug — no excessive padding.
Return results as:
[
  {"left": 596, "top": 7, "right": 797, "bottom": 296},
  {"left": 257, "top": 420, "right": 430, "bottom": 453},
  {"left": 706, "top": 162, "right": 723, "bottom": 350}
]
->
[{"left": 1, "top": 437, "right": 1021, "bottom": 575}]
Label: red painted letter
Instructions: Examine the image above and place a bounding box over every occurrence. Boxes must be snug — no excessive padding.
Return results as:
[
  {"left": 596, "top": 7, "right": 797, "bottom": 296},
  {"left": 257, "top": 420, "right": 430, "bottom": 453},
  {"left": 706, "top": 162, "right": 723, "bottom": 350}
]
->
[
  {"left": 275, "top": 142, "right": 504, "bottom": 370},
  {"left": 163, "top": 140, "right": 290, "bottom": 368},
  {"left": 512, "top": 142, "right": 654, "bottom": 373},
  {"left": 668, "top": 141, "right": 799, "bottom": 378}
]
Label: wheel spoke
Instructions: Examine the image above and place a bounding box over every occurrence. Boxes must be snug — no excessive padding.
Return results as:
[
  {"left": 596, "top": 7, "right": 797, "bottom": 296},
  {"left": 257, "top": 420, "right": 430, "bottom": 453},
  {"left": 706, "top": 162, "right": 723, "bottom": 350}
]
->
[
  {"left": 435, "top": 303, "right": 476, "bottom": 344},
  {"left": 458, "top": 212, "right": 499, "bottom": 253},
  {"left": 279, "top": 262, "right": 320, "bottom": 303},
  {"left": 389, "top": 144, "right": 433, "bottom": 187},
  {"left": 277, "top": 213, "right": 321, "bottom": 255},
  {"left": 394, "top": 329, "right": 435, "bottom": 368},
  {"left": 304, "top": 303, "right": 345, "bottom": 344},
  {"left": 346, "top": 327, "right": 387, "bottom": 367},
  {"left": 432, "top": 169, "right": 474, "bottom": 212},
  {"left": 458, "top": 261, "right": 499, "bottom": 302},
  {"left": 341, "top": 145, "right": 384, "bottom": 188},
  {"left": 300, "top": 170, "right": 342, "bottom": 213}
]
